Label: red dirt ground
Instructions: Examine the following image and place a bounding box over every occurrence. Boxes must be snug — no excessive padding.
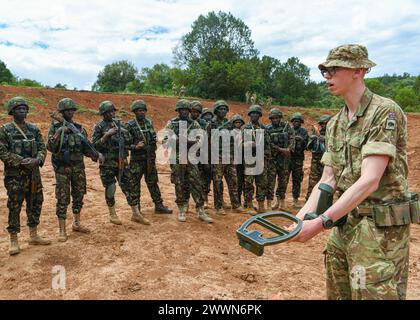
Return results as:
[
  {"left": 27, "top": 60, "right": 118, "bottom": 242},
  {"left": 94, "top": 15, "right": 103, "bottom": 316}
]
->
[{"left": 0, "top": 85, "right": 419, "bottom": 300}]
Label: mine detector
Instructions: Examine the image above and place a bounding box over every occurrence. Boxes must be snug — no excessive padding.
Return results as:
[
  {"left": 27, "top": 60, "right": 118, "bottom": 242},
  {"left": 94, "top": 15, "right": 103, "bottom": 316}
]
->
[{"left": 237, "top": 183, "right": 343, "bottom": 256}]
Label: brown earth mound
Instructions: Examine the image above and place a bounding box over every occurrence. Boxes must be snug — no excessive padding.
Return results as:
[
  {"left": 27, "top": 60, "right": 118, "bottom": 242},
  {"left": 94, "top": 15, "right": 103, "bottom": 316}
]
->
[{"left": 0, "top": 85, "right": 419, "bottom": 299}]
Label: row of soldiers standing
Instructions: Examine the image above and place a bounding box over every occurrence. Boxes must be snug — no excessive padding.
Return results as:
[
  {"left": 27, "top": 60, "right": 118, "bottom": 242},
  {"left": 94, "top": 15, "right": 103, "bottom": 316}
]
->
[
  {"left": 0, "top": 96, "right": 173, "bottom": 256},
  {"left": 0, "top": 95, "right": 329, "bottom": 256},
  {"left": 163, "top": 99, "right": 331, "bottom": 222}
]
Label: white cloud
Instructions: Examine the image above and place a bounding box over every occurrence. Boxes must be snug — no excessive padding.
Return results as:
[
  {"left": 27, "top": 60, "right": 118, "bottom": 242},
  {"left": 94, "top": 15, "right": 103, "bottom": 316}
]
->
[{"left": 0, "top": 0, "right": 419, "bottom": 89}]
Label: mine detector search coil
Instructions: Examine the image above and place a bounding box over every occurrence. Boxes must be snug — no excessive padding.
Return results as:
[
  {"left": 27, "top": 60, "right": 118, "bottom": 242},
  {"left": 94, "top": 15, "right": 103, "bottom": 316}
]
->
[{"left": 237, "top": 183, "right": 338, "bottom": 256}]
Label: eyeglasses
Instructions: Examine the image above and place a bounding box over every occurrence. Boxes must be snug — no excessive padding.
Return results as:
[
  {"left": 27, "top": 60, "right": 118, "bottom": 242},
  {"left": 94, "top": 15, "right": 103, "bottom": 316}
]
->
[{"left": 320, "top": 67, "right": 338, "bottom": 78}]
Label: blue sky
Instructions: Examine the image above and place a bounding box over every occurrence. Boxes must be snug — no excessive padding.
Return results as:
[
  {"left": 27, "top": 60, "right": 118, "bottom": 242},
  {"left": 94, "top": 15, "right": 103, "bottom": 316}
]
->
[{"left": 0, "top": 0, "right": 419, "bottom": 90}]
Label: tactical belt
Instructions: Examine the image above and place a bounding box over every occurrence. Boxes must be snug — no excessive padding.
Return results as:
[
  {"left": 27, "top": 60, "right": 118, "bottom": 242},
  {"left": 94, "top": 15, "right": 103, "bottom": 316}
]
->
[{"left": 351, "top": 193, "right": 420, "bottom": 226}]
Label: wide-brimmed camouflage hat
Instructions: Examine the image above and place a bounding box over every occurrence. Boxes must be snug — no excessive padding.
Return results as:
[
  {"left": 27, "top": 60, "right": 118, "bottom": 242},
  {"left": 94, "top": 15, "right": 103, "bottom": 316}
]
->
[{"left": 318, "top": 44, "right": 376, "bottom": 70}]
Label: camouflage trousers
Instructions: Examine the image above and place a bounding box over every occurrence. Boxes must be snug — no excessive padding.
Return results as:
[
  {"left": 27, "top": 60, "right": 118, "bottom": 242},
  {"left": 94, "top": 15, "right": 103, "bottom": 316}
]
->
[
  {"left": 244, "top": 161, "right": 268, "bottom": 203},
  {"left": 54, "top": 163, "right": 87, "bottom": 220},
  {"left": 99, "top": 163, "right": 138, "bottom": 207},
  {"left": 236, "top": 164, "right": 245, "bottom": 205},
  {"left": 170, "top": 163, "right": 204, "bottom": 207},
  {"left": 184, "top": 163, "right": 213, "bottom": 208},
  {"left": 324, "top": 213, "right": 410, "bottom": 300},
  {"left": 282, "top": 157, "right": 304, "bottom": 199},
  {"left": 266, "top": 157, "right": 288, "bottom": 200},
  {"left": 212, "top": 164, "right": 240, "bottom": 209},
  {"left": 5, "top": 173, "right": 43, "bottom": 234},
  {"left": 306, "top": 153, "right": 324, "bottom": 200},
  {"left": 130, "top": 160, "right": 163, "bottom": 205}
]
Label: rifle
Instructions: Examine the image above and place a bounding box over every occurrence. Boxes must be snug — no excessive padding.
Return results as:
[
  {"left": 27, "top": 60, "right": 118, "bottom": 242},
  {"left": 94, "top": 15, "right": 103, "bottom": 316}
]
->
[
  {"left": 28, "top": 139, "right": 37, "bottom": 212},
  {"left": 135, "top": 118, "right": 153, "bottom": 176},
  {"left": 113, "top": 118, "right": 125, "bottom": 184},
  {"left": 50, "top": 111, "right": 102, "bottom": 161}
]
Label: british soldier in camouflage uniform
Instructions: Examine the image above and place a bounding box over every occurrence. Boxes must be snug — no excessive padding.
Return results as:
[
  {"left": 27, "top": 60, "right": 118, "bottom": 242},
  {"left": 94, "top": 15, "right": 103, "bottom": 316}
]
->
[
  {"left": 125, "top": 100, "right": 172, "bottom": 215},
  {"left": 0, "top": 97, "right": 51, "bottom": 255},
  {"left": 291, "top": 44, "right": 420, "bottom": 300},
  {"left": 163, "top": 99, "right": 212, "bottom": 223},
  {"left": 48, "top": 98, "right": 104, "bottom": 242},
  {"left": 92, "top": 101, "right": 150, "bottom": 226},
  {"left": 266, "top": 108, "right": 295, "bottom": 210},
  {"left": 305, "top": 115, "right": 331, "bottom": 201}
]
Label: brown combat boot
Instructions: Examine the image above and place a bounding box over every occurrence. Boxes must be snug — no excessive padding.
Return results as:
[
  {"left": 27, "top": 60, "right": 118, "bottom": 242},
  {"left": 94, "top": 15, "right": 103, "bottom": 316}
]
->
[
  {"left": 108, "top": 206, "right": 122, "bottom": 225},
  {"left": 232, "top": 205, "right": 247, "bottom": 214},
  {"left": 257, "top": 201, "right": 266, "bottom": 214},
  {"left": 58, "top": 219, "right": 68, "bottom": 242},
  {"left": 72, "top": 213, "right": 91, "bottom": 233},
  {"left": 29, "top": 226, "right": 51, "bottom": 245},
  {"left": 279, "top": 198, "right": 286, "bottom": 209},
  {"left": 9, "top": 233, "right": 20, "bottom": 256},
  {"left": 198, "top": 207, "right": 213, "bottom": 223},
  {"left": 246, "top": 202, "right": 257, "bottom": 215},
  {"left": 131, "top": 205, "right": 151, "bottom": 225},
  {"left": 178, "top": 204, "right": 187, "bottom": 222}
]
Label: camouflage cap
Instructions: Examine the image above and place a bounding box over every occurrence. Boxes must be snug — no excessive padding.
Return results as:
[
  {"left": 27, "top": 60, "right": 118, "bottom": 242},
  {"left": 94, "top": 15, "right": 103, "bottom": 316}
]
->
[
  {"left": 131, "top": 100, "right": 147, "bottom": 112},
  {"left": 191, "top": 100, "right": 203, "bottom": 113},
  {"left": 58, "top": 98, "right": 77, "bottom": 112},
  {"left": 318, "top": 115, "right": 332, "bottom": 124},
  {"left": 231, "top": 114, "right": 245, "bottom": 125},
  {"left": 248, "top": 104, "right": 262, "bottom": 116},
  {"left": 175, "top": 99, "right": 191, "bottom": 112},
  {"left": 99, "top": 100, "right": 116, "bottom": 115},
  {"left": 318, "top": 44, "right": 376, "bottom": 70},
  {"left": 7, "top": 96, "right": 28, "bottom": 115},
  {"left": 269, "top": 107, "right": 283, "bottom": 119},
  {"left": 201, "top": 108, "right": 213, "bottom": 116},
  {"left": 213, "top": 100, "right": 229, "bottom": 114},
  {"left": 291, "top": 112, "right": 304, "bottom": 123}
]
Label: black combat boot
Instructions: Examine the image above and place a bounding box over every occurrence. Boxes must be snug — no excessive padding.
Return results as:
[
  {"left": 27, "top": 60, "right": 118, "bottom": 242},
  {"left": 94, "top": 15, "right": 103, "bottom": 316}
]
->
[{"left": 154, "top": 202, "right": 173, "bottom": 214}]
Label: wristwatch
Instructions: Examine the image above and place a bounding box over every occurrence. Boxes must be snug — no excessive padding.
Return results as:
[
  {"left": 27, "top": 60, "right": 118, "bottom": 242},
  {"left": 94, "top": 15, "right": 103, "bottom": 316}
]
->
[{"left": 320, "top": 214, "right": 334, "bottom": 229}]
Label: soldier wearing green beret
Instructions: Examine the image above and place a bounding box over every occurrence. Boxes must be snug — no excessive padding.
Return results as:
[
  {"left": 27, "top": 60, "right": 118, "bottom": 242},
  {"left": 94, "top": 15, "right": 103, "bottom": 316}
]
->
[
  {"left": 47, "top": 98, "right": 104, "bottom": 241},
  {"left": 125, "top": 100, "right": 172, "bottom": 215},
  {"left": 0, "top": 97, "right": 51, "bottom": 255},
  {"left": 92, "top": 101, "right": 150, "bottom": 226},
  {"left": 291, "top": 44, "right": 419, "bottom": 300},
  {"left": 305, "top": 115, "right": 331, "bottom": 201}
]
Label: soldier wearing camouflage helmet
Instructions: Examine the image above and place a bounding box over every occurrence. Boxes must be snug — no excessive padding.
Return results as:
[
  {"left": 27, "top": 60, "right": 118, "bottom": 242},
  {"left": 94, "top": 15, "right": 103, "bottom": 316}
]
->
[
  {"left": 266, "top": 108, "right": 295, "bottom": 210},
  {"left": 281, "top": 112, "right": 309, "bottom": 208},
  {"left": 47, "top": 98, "right": 104, "bottom": 242},
  {"left": 210, "top": 100, "right": 246, "bottom": 215},
  {"left": 92, "top": 101, "right": 150, "bottom": 226},
  {"left": 230, "top": 114, "right": 246, "bottom": 206},
  {"left": 162, "top": 99, "right": 212, "bottom": 223},
  {"left": 305, "top": 115, "right": 331, "bottom": 201},
  {"left": 185, "top": 100, "right": 213, "bottom": 209},
  {"left": 290, "top": 44, "right": 419, "bottom": 300},
  {"left": 0, "top": 97, "right": 51, "bottom": 255},
  {"left": 242, "top": 105, "right": 271, "bottom": 214},
  {"left": 125, "top": 100, "right": 172, "bottom": 215}
]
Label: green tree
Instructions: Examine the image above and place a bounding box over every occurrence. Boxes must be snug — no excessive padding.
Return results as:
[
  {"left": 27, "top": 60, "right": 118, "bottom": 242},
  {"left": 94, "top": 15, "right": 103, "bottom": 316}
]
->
[
  {"left": 394, "top": 87, "right": 418, "bottom": 110},
  {"left": 365, "top": 78, "right": 386, "bottom": 96},
  {"left": 173, "top": 11, "right": 258, "bottom": 99},
  {"left": 140, "top": 63, "right": 173, "bottom": 94},
  {"left": 92, "top": 60, "right": 138, "bottom": 92},
  {"left": 413, "top": 75, "right": 420, "bottom": 96},
  {"left": 54, "top": 83, "right": 67, "bottom": 89},
  {"left": 16, "top": 78, "right": 43, "bottom": 87},
  {"left": 0, "top": 60, "right": 15, "bottom": 84}
]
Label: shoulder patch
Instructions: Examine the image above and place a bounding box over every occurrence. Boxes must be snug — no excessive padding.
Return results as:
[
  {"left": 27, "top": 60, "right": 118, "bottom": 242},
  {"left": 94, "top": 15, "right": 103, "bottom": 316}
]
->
[{"left": 385, "top": 118, "right": 396, "bottom": 130}]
